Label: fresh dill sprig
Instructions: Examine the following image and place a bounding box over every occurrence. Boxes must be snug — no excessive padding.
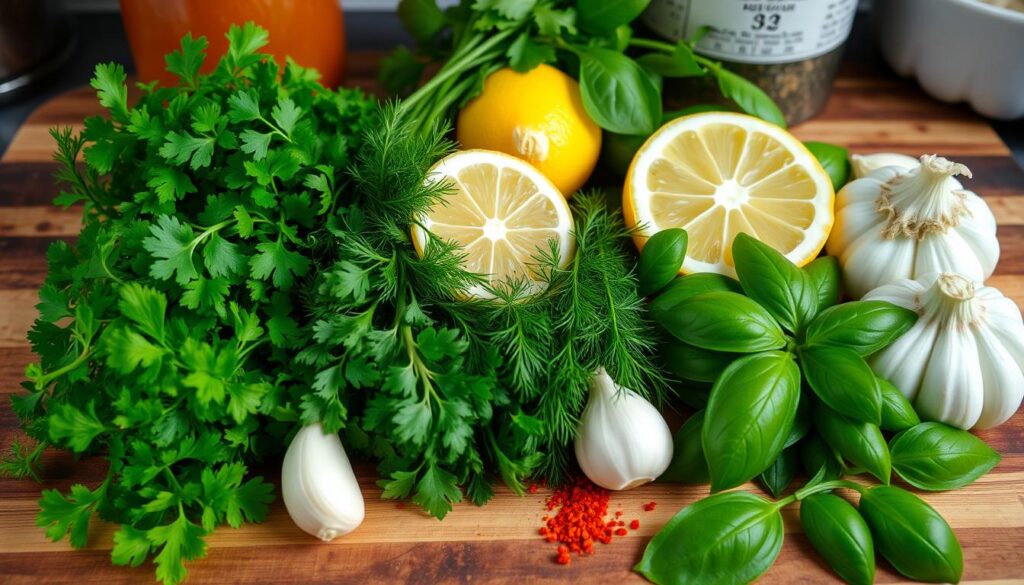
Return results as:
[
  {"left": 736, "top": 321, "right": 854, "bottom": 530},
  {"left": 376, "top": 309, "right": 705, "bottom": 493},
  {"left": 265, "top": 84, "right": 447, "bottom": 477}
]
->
[
  {"left": 299, "top": 104, "right": 544, "bottom": 518},
  {"left": 444, "top": 192, "right": 669, "bottom": 483}
]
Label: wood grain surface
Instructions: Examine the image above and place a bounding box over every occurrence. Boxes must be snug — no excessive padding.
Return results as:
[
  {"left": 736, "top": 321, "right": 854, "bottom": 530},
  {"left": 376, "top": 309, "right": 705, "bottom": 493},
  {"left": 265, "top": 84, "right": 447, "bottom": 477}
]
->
[{"left": 1, "top": 55, "right": 1023, "bottom": 585}]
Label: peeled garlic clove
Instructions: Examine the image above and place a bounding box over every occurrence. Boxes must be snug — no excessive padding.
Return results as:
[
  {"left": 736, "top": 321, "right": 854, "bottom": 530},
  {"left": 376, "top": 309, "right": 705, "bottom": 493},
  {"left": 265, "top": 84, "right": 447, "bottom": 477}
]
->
[
  {"left": 282, "top": 423, "right": 365, "bottom": 541},
  {"left": 850, "top": 152, "right": 919, "bottom": 179},
  {"left": 574, "top": 367, "right": 673, "bottom": 490}
]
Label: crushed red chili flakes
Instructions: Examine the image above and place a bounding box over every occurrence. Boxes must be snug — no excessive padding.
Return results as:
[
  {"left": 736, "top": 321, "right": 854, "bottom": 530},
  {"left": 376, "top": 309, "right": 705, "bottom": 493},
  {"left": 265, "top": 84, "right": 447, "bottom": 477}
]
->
[
  {"left": 642, "top": 501, "right": 657, "bottom": 512},
  {"left": 528, "top": 483, "right": 540, "bottom": 494},
  {"left": 630, "top": 519, "right": 640, "bottom": 530},
  {"left": 540, "top": 477, "right": 616, "bottom": 563},
  {"left": 614, "top": 527, "right": 628, "bottom": 536}
]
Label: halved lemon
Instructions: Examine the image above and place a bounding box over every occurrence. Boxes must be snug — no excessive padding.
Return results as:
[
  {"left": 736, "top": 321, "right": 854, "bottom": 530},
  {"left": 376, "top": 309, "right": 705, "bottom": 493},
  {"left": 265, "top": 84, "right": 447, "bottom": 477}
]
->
[
  {"left": 411, "top": 150, "right": 575, "bottom": 299},
  {"left": 623, "top": 112, "right": 835, "bottom": 276}
]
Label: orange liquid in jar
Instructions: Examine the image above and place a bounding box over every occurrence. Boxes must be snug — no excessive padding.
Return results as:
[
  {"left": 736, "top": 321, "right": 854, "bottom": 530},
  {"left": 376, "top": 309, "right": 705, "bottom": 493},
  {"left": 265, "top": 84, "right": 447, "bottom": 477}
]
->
[{"left": 120, "top": 0, "right": 346, "bottom": 88}]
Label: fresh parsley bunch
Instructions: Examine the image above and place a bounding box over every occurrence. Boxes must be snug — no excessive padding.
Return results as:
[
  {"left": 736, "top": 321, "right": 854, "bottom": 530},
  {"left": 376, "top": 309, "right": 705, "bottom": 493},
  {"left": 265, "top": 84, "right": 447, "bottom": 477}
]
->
[{"left": 4, "top": 24, "right": 374, "bottom": 584}]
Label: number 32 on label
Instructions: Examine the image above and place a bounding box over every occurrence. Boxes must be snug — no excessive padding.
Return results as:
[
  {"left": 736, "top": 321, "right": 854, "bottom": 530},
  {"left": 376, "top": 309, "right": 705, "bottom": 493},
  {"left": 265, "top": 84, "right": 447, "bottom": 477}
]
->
[{"left": 752, "top": 13, "right": 781, "bottom": 31}]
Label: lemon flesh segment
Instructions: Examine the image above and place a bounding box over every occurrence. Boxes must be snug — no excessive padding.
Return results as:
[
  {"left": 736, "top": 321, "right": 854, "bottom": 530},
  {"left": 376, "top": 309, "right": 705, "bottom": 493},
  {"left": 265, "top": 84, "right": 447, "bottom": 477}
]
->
[
  {"left": 625, "top": 112, "right": 834, "bottom": 276},
  {"left": 413, "top": 150, "right": 575, "bottom": 299}
]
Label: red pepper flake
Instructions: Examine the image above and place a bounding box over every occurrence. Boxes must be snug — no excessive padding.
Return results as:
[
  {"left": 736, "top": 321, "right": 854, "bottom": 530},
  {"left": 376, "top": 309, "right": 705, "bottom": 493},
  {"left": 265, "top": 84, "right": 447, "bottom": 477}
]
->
[
  {"left": 614, "top": 527, "right": 628, "bottom": 536},
  {"left": 630, "top": 519, "right": 640, "bottom": 530},
  {"left": 528, "top": 483, "right": 540, "bottom": 494},
  {"left": 615, "top": 510, "right": 623, "bottom": 517},
  {"left": 539, "top": 477, "right": 620, "bottom": 565},
  {"left": 617, "top": 520, "right": 625, "bottom": 527},
  {"left": 642, "top": 501, "right": 657, "bottom": 512}
]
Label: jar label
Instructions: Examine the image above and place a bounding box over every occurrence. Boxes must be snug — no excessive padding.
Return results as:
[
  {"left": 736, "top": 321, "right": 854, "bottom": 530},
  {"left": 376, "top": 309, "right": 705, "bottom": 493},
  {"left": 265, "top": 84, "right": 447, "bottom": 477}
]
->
[{"left": 643, "top": 0, "right": 858, "bottom": 64}]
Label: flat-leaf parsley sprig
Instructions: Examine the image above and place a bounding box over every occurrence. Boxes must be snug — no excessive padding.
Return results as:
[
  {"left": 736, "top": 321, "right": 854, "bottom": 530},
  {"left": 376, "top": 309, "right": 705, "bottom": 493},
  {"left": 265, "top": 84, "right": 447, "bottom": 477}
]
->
[{"left": 4, "top": 25, "right": 375, "bottom": 585}]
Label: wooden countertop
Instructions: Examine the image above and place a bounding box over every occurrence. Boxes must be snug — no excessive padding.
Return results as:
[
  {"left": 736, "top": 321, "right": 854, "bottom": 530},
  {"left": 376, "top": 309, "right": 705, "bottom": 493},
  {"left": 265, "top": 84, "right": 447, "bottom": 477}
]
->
[{"left": 1, "top": 55, "right": 1022, "bottom": 584}]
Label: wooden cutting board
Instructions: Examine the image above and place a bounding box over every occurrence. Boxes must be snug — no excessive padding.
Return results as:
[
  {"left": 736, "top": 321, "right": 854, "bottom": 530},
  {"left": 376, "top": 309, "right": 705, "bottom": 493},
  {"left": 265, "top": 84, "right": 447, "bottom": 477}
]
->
[{"left": 1, "top": 55, "right": 1023, "bottom": 585}]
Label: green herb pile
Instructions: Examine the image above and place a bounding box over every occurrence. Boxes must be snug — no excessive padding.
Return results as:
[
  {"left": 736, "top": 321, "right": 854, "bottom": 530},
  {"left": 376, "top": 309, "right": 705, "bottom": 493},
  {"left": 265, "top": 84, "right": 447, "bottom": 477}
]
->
[
  {"left": 3, "top": 20, "right": 671, "bottom": 582},
  {"left": 384, "top": 0, "right": 784, "bottom": 137},
  {"left": 3, "top": 25, "right": 377, "bottom": 584},
  {"left": 300, "top": 166, "right": 667, "bottom": 512},
  {"left": 636, "top": 232, "right": 1002, "bottom": 585}
]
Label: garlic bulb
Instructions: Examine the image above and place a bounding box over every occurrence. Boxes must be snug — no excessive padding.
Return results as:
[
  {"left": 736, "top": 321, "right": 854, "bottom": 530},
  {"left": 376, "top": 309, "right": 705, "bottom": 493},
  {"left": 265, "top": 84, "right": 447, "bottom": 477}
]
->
[
  {"left": 866, "top": 273, "right": 1024, "bottom": 430},
  {"left": 574, "top": 367, "right": 673, "bottom": 490},
  {"left": 282, "top": 423, "right": 365, "bottom": 541},
  {"left": 850, "top": 152, "right": 919, "bottom": 179},
  {"left": 826, "top": 155, "right": 999, "bottom": 299}
]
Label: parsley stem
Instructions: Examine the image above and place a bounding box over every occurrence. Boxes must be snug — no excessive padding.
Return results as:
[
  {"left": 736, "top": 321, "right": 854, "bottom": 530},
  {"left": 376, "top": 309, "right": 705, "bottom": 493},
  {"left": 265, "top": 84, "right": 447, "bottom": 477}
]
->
[
  {"left": 35, "top": 345, "right": 93, "bottom": 390},
  {"left": 399, "top": 26, "right": 518, "bottom": 124}
]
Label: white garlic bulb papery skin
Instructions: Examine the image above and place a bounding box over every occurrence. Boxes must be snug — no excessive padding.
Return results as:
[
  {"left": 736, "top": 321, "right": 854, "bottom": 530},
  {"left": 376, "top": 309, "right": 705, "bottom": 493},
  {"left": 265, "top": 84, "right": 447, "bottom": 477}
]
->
[
  {"left": 850, "top": 152, "right": 920, "bottom": 179},
  {"left": 574, "top": 367, "right": 673, "bottom": 490},
  {"left": 866, "top": 273, "right": 1024, "bottom": 430},
  {"left": 282, "top": 423, "right": 365, "bottom": 541},
  {"left": 826, "top": 155, "right": 999, "bottom": 299}
]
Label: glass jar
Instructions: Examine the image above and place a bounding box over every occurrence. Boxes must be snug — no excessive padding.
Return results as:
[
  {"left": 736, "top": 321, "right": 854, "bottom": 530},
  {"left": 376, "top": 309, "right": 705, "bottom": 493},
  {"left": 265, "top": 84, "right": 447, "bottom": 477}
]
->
[
  {"left": 120, "top": 0, "right": 347, "bottom": 88},
  {"left": 642, "top": 0, "right": 858, "bottom": 125}
]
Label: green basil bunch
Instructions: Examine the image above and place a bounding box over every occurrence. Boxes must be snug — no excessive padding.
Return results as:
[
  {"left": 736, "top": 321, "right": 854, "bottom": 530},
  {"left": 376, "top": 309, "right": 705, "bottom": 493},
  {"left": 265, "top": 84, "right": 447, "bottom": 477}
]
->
[
  {"left": 636, "top": 473, "right": 967, "bottom": 585},
  {"left": 635, "top": 231, "right": 1001, "bottom": 585},
  {"left": 646, "top": 232, "right": 917, "bottom": 491}
]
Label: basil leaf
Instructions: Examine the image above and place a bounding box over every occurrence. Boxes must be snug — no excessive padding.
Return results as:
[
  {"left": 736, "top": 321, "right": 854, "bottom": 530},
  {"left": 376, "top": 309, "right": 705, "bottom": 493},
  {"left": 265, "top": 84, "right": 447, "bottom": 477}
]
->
[
  {"left": 658, "top": 291, "right": 787, "bottom": 353},
  {"left": 703, "top": 352, "right": 800, "bottom": 491},
  {"left": 785, "top": 395, "right": 811, "bottom": 449},
  {"left": 800, "top": 493, "right": 875, "bottom": 585},
  {"left": 804, "top": 256, "right": 841, "bottom": 311},
  {"left": 660, "top": 410, "right": 709, "bottom": 484},
  {"left": 804, "top": 300, "right": 917, "bottom": 357},
  {"left": 636, "top": 43, "right": 705, "bottom": 78},
  {"left": 814, "top": 402, "right": 891, "bottom": 483},
  {"left": 707, "top": 62, "right": 786, "bottom": 127},
  {"left": 732, "top": 233, "right": 816, "bottom": 334},
  {"left": 576, "top": 47, "right": 661, "bottom": 135},
  {"left": 859, "top": 486, "right": 963, "bottom": 583},
  {"left": 676, "top": 380, "right": 711, "bottom": 409},
  {"left": 890, "top": 422, "right": 1000, "bottom": 491},
  {"left": 577, "top": 0, "right": 650, "bottom": 35},
  {"left": 801, "top": 432, "right": 843, "bottom": 481},
  {"left": 878, "top": 377, "right": 920, "bottom": 432},
  {"left": 804, "top": 141, "right": 850, "bottom": 192},
  {"left": 649, "top": 272, "right": 742, "bottom": 316},
  {"left": 638, "top": 228, "right": 687, "bottom": 296},
  {"left": 397, "top": 0, "right": 447, "bottom": 43},
  {"left": 799, "top": 345, "right": 882, "bottom": 425},
  {"left": 635, "top": 491, "right": 784, "bottom": 585},
  {"left": 759, "top": 446, "right": 798, "bottom": 498},
  {"left": 661, "top": 342, "right": 737, "bottom": 383}
]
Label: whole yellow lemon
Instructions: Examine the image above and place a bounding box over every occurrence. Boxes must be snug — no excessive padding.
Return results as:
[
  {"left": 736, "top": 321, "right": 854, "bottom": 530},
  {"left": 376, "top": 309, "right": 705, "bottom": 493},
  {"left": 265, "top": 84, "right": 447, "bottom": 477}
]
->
[{"left": 456, "top": 64, "right": 601, "bottom": 197}]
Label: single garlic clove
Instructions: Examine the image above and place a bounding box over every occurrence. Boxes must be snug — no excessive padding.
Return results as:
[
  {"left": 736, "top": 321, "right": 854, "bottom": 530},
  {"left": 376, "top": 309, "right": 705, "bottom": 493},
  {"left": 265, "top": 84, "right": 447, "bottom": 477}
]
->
[
  {"left": 282, "top": 422, "right": 365, "bottom": 541},
  {"left": 574, "top": 367, "right": 673, "bottom": 491},
  {"left": 850, "top": 152, "right": 920, "bottom": 179}
]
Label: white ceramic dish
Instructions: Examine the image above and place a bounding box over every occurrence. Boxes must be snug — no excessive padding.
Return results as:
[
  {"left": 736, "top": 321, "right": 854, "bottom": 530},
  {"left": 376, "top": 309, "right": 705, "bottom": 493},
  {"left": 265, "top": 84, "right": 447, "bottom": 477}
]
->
[{"left": 874, "top": 0, "right": 1024, "bottom": 120}]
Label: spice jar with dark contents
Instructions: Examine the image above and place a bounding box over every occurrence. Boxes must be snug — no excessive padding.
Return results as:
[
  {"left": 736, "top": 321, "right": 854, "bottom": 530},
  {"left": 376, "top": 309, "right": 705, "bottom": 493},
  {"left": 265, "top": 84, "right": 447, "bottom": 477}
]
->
[{"left": 643, "top": 0, "right": 858, "bottom": 125}]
